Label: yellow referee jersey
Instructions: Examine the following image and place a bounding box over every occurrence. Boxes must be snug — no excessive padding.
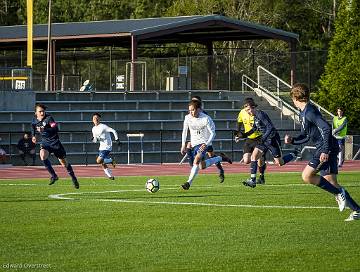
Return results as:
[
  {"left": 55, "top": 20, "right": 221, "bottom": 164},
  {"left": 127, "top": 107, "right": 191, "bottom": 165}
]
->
[{"left": 237, "top": 109, "right": 262, "bottom": 139}]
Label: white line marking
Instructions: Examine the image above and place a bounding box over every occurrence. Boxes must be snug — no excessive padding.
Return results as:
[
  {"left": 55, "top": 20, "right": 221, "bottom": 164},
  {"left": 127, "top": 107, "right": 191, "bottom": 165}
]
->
[
  {"left": 48, "top": 188, "right": 338, "bottom": 210},
  {"left": 0, "top": 183, "right": 38, "bottom": 186}
]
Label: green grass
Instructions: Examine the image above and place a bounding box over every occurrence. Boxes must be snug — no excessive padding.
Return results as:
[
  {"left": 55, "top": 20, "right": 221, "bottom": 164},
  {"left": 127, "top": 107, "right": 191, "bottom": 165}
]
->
[{"left": 1, "top": 172, "right": 360, "bottom": 272}]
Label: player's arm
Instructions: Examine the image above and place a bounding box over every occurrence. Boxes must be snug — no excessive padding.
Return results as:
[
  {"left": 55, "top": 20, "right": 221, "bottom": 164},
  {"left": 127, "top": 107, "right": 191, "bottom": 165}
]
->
[
  {"left": 44, "top": 116, "right": 59, "bottom": 133},
  {"left": 31, "top": 122, "right": 37, "bottom": 144},
  {"left": 105, "top": 126, "right": 119, "bottom": 141},
  {"left": 258, "top": 111, "right": 275, "bottom": 141},
  {"left": 288, "top": 127, "right": 309, "bottom": 145},
  {"left": 204, "top": 117, "right": 216, "bottom": 147},
  {"left": 91, "top": 128, "right": 97, "bottom": 143},
  {"left": 309, "top": 111, "right": 331, "bottom": 154},
  {"left": 181, "top": 117, "right": 189, "bottom": 154},
  {"left": 235, "top": 111, "right": 245, "bottom": 138}
]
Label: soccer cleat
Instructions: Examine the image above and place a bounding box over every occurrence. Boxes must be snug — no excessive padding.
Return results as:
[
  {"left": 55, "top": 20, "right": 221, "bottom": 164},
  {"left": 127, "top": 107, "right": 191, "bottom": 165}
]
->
[
  {"left": 242, "top": 178, "right": 256, "bottom": 188},
  {"left": 72, "top": 177, "right": 80, "bottom": 189},
  {"left": 109, "top": 176, "right": 115, "bottom": 180},
  {"left": 220, "top": 153, "right": 232, "bottom": 164},
  {"left": 345, "top": 211, "right": 360, "bottom": 222},
  {"left": 257, "top": 174, "right": 265, "bottom": 185},
  {"left": 49, "top": 175, "right": 59, "bottom": 185},
  {"left": 181, "top": 182, "right": 190, "bottom": 190},
  {"left": 335, "top": 187, "right": 347, "bottom": 212},
  {"left": 111, "top": 159, "right": 116, "bottom": 168},
  {"left": 219, "top": 170, "right": 225, "bottom": 183}
]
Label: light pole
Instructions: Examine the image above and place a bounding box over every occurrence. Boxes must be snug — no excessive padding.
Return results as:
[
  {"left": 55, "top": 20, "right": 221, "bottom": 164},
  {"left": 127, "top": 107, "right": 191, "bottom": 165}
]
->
[
  {"left": 45, "top": 0, "right": 52, "bottom": 91},
  {"left": 26, "top": 0, "right": 33, "bottom": 68}
]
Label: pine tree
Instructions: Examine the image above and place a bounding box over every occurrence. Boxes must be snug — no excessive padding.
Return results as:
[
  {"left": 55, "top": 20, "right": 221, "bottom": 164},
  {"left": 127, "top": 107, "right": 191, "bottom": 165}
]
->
[{"left": 318, "top": 0, "right": 360, "bottom": 132}]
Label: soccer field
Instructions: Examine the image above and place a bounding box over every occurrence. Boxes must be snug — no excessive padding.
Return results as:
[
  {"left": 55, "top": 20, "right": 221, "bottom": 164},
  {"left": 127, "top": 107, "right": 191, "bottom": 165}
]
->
[{"left": 1, "top": 172, "right": 360, "bottom": 272}]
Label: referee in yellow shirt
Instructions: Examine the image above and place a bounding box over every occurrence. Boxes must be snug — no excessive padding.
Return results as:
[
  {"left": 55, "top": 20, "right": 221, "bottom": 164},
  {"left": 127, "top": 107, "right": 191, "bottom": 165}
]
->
[{"left": 235, "top": 97, "right": 266, "bottom": 184}]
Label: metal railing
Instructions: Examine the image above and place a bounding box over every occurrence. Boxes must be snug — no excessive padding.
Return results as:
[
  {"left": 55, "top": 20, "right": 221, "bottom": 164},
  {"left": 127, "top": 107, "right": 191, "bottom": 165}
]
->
[
  {"left": 0, "top": 129, "right": 305, "bottom": 165},
  {"left": 242, "top": 73, "right": 299, "bottom": 129},
  {"left": 257, "top": 65, "right": 334, "bottom": 121}
]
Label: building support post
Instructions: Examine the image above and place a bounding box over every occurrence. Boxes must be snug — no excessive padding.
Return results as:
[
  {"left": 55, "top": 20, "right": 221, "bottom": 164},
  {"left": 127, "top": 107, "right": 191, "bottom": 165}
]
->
[{"left": 206, "top": 42, "right": 213, "bottom": 90}]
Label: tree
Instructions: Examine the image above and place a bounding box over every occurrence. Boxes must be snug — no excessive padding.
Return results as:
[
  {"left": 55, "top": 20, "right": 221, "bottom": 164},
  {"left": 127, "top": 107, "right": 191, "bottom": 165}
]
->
[
  {"left": 0, "top": 0, "right": 21, "bottom": 26},
  {"left": 317, "top": 0, "right": 360, "bottom": 132}
]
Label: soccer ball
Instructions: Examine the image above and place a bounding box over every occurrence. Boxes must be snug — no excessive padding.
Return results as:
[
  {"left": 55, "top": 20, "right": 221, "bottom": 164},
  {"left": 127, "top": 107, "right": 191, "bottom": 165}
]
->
[{"left": 145, "top": 178, "right": 160, "bottom": 193}]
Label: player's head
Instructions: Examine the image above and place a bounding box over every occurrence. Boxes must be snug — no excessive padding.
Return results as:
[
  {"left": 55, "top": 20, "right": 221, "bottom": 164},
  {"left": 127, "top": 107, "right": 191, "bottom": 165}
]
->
[
  {"left": 337, "top": 107, "right": 344, "bottom": 117},
  {"left": 243, "top": 97, "right": 257, "bottom": 108},
  {"left": 243, "top": 97, "right": 257, "bottom": 116},
  {"left": 188, "top": 100, "right": 201, "bottom": 117},
  {"left": 34, "top": 103, "right": 47, "bottom": 119},
  {"left": 290, "top": 83, "right": 310, "bottom": 105},
  {"left": 191, "top": 96, "right": 202, "bottom": 102},
  {"left": 92, "top": 113, "right": 101, "bottom": 126},
  {"left": 23, "top": 132, "right": 31, "bottom": 139},
  {"left": 191, "top": 96, "right": 203, "bottom": 109}
]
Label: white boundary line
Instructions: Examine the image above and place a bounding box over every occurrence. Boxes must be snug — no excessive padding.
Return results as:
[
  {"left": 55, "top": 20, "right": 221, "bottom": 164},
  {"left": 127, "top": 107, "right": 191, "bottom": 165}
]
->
[{"left": 48, "top": 188, "right": 338, "bottom": 210}]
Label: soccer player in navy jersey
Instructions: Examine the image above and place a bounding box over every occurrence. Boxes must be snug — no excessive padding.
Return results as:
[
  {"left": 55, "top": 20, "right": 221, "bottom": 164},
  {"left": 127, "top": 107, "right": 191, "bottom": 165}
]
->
[
  {"left": 241, "top": 99, "right": 296, "bottom": 188},
  {"left": 285, "top": 83, "right": 359, "bottom": 221},
  {"left": 31, "top": 103, "right": 79, "bottom": 189}
]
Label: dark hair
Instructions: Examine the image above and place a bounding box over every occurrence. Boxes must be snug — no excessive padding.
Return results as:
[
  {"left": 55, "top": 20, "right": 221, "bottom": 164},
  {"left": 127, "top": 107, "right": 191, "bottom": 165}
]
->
[
  {"left": 35, "top": 103, "right": 47, "bottom": 111},
  {"left": 191, "top": 96, "right": 202, "bottom": 102},
  {"left": 290, "top": 83, "right": 310, "bottom": 102},
  {"left": 189, "top": 100, "right": 201, "bottom": 109},
  {"left": 337, "top": 107, "right": 344, "bottom": 112},
  {"left": 243, "top": 97, "right": 257, "bottom": 108},
  {"left": 93, "top": 112, "right": 102, "bottom": 118}
]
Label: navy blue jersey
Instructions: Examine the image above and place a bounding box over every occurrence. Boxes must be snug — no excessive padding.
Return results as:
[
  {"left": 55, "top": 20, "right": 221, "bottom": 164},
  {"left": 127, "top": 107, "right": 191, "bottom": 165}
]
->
[
  {"left": 31, "top": 114, "right": 60, "bottom": 146},
  {"left": 251, "top": 110, "right": 277, "bottom": 142},
  {"left": 292, "top": 103, "right": 338, "bottom": 154}
]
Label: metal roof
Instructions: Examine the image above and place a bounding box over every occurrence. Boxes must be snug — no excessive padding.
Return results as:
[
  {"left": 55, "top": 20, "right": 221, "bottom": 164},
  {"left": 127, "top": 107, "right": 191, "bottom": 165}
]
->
[{"left": 0, "top": 15, "right": 298, "bottom": 49}]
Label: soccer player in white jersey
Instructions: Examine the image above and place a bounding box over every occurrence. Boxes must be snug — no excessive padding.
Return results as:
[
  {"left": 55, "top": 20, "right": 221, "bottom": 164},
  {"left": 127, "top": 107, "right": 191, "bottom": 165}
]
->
[
  {"left": 180, "top": 100, "right": 232, "bottom": 190},
  {"left": 92, "top": 113, "right": 119, "bottom": 180}
]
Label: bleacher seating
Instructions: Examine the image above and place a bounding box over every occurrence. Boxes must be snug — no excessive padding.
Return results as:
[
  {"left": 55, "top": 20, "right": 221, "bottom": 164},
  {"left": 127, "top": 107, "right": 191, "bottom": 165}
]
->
[{"left": 0, "top": 90, "right": 299, "bottom": 165}]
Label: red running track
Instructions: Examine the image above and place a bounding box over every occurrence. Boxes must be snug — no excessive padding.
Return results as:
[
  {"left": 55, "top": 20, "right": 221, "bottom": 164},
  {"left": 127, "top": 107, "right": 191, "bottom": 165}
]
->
[{"left": 0, "top": 161, "right": 360, "bottom": 180}]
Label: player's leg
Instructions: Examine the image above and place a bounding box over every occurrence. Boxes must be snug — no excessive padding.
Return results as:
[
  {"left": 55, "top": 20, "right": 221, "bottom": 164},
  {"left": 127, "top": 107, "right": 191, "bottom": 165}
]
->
[
  {"left": 207, "top": 148, "right": 225, "bottom": 183},
  {"left": 257, "top": 153, "right": 267, "bottom": 184},
  {"left": 301, "top": 153, "right": 347, "bottom": 212},
  {"left": 201, "top": 149, "right": 231, "bottom": 170},
  {"left": 29, "top": 149, "right": 36, "bottom": 165},
  {"left": 56, "top": 144, "right": 79, "bottom": 189},
  {"left": 270, "top": 134, "right": 296, "bottom": 166},
  {"left": 243, "top": 147, "right": 263, "bottom": 188},
  {"left": 19, "top": 150, "right": 27, "bottom": 165},
  {"left": 181, "top": 147, "right": 203, "bottom": 190},
  {"left": 40, "top": 146, "right": 58, "bottom": 184},
  {"left": 98, "top": 150, "right": 114, "bottom": 180},
  {"left": 103, "top": 153, "right": 116, "bottom": 168},
  {"left": 186, "top": 142, "right": 194, "bottom": 167},
  {"left": 321, "top": 154, "right": 360, "bottom": 220},
  {"left": 251, "top": 138, "right": 266, "bottom": 184},
  {"left": 338, "top": 139, "right": 345, "bottom": 167}
]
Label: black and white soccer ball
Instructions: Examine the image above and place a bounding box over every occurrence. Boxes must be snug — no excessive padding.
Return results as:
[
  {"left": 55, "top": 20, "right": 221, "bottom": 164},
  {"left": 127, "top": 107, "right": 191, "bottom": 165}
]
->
[{"left": 145, "top": 178, "right": 160, "bottom": 193}]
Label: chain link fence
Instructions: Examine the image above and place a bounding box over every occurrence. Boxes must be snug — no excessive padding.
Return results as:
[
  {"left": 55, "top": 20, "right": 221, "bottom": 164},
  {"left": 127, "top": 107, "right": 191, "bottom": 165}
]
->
[{"left": 0, "top": 49, "right": 327, "bottom": 92}]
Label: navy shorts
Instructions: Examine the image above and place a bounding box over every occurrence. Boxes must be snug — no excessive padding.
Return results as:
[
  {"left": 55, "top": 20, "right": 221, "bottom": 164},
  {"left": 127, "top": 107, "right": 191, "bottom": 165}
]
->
[
  {"left": 308, "top": 151, "right": 338, "bottom": 176},
  {"left": 98, "top": 150, "right": 111, "bottom": 160},
  {"left": 256, "top": 133, "right": 282, "bottom": 158},
  {"left": 337, "top": 138, "right": 345, "bottom": 146},
  {"left": 40, "top": 142, "right": 66, "bottom": 159},
  {"left": 190, "top": 144, "right": 213, "bottom": 161}
]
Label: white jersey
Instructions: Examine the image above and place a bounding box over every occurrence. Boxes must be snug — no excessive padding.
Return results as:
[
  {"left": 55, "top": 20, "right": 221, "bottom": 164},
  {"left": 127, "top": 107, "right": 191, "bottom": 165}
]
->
[
  {"left": 182, "top": 112, "right": 216, "bottom": 147},
  {"left": 92, "top": 123, "right": 118, "bottom": 151}
]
